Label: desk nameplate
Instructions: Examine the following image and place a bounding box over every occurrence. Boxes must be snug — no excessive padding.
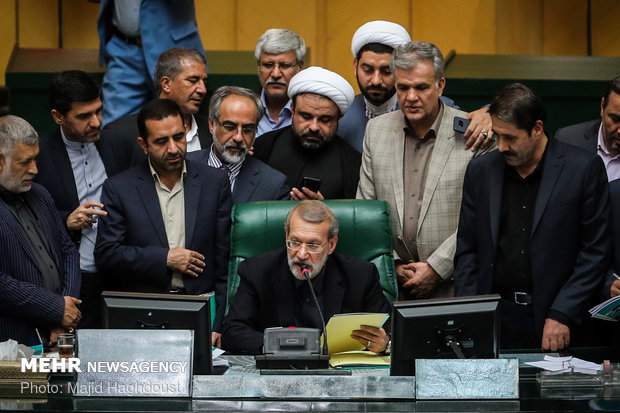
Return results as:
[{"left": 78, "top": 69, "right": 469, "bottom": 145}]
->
[
  {"left": 416, "top": 358, "right": 519, "bottom": 400},
  {"left": 193, "top": 375, "right": 415, "bottom": 399}
]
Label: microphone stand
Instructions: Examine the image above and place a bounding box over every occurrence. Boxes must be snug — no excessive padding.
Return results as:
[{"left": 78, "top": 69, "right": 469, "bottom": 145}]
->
[{"left": 302, "top": 266, "right": 329, "bottom": 356}]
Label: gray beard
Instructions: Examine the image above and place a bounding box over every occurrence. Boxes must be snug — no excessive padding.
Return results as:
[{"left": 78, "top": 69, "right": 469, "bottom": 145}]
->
[
  {"left": 214, "top": 139, "right": 247, "bottom": 164},
  {"left": 287, "top": 251, "right": 329, "bottom": 281}
]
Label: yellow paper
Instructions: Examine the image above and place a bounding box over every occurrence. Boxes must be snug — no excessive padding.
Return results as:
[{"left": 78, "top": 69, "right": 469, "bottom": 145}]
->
[
  {"left": 329, "top": 351, "right": 391, "bottom": 368},
  {"left": 325, "top": 312, "right": 389, "bottom": 355}
]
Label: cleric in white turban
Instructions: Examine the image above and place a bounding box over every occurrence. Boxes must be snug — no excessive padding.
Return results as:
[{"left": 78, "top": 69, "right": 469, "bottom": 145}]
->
[
  {"left": 287, "top": 66, "right": 355, "bottom": 116},
  {"left": 351, "top": 20, "right": 411, "bottom": 58}
]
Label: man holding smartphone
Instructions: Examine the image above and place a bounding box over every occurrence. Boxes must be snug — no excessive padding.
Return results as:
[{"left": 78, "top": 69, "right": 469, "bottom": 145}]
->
[
  {"left": 254, "top": 67, "right": 361, "bottom": 200},
  {"left": 357, "top": 41, "right": 496, "bottom": 300}
]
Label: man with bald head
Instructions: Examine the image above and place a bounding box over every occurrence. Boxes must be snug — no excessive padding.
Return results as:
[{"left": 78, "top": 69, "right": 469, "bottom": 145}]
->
[{"left": 254, "top": 67, "right": 360, "bottom": 200}]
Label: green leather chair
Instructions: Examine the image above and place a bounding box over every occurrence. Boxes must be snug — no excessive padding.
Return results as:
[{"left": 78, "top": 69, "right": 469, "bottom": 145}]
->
[{"left": 226, "top": 200, "right": 398, "bottom": 314}]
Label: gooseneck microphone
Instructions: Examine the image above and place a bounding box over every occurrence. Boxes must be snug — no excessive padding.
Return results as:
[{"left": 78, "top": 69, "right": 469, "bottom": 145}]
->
[{"left": 301, "top": 265, "right": 329, "bottom": 356}]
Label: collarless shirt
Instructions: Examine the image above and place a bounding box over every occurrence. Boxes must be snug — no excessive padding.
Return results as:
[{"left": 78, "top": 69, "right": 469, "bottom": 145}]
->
[
  {"left": 61, "top": 128, "right": 107, "bottom": 273},
  {"left": 0, "top": 187, "right": 62, "bottom": 293},
  {"left": 401, "top": 102, "right": 444, "bottom": 261},
  {"left": 597, "top": 123, "right": 620, "bottom": 181},
  {"left": 185, "top": 114, "right": 202, "bottom": 153},
  {"left": 207, "top": 145, "right": 244, "bottom": 192},
  {"left": 293, "top": 266, "right": 327, "bottom": 330},
  {"left": 149, "top": 160, "right": 187, "bottom": 289},
  {"left": 364, "top": 93, "right": 398, "bottom": 120},
  {"left": 257, "top": 89, "right": 292, "bottom": 137},
  {"left": 494, "top": 143, "right": 548, "bottom": 296}
]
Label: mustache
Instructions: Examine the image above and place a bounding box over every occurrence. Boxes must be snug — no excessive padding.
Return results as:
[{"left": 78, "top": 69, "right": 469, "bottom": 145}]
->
[
  {"left": 266, "top": 80, "right": 287, "bottom": 86},
  {"left": 291, "top": 257, "right": 310, "bottom": 267},
  {"left": 301, "top": 131, "right": 323, "bottom": 139},
  {"left": 366, "top": 86, "right": 388, "bottom": 92},
  {"left": 224, "top": 141, "right": 247, "bottom": 150},
  {"left": 166, "top": 152, "right": 182, "bottom": 160}
]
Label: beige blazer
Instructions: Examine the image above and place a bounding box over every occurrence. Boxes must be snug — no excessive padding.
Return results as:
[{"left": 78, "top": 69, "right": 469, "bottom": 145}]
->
[{"left": 357, "top": 105, "right": 495, "bottom": 295}]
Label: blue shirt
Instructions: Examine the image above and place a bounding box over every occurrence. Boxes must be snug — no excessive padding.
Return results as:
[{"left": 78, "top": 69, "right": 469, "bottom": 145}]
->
[
  {"left": 257, "top": 89, "right": 293, "bottom": 137},
  {"left": 61, "top": 129, "right": 108, "bottom": 273}
]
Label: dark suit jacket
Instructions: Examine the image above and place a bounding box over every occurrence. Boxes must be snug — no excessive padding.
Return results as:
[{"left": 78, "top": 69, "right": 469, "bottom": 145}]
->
[
  {"left": 454, "top": 139, "right": 611, "bottom": 339},
  {"left": 94, "top": 160, "right": 232, "bottom": 330},
  {"left": 35, "top": 128, "right": 136, "bottom": 241},
  {"left": 0, "top": 184, "right": 81, "bottom": 345},
  {"left": 185, "top": 150, "right": 290, "bottom": 204},
  {"left": 221, "top": 248, "right": 392, "bottom": 354},
  {"left": 605, "top": 179, "right": 620, "bottom": 295},
  {"left": 253, "top": 126, "right": 361, "bottom": 199},
  {"left": 554, "top": 119, "right": 600, "bottom": 153},
  {"left": 103, "top": 113, "right": 213, "bottom": 157}
]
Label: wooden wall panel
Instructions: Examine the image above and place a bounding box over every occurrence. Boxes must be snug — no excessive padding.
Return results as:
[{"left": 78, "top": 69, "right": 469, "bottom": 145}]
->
[
  {"left": 3, "top": 0, "right": 620, "bottom": 90},
  {"left": 0, "top": 0, "right": 16, "bottom": 86},
  {"left": 198, "top": 0, "right": 237, "bottom": 50},
  {"left": 495, "top": 0, "right": 543, "bottom": 54},
  {"left": 60, "top": 0, "right": 99, "bottom": 49},
  {"left": 412, "top": 0, "right": 496, "bottom": 56},
  {"left": 234, "top": 0, "right": 318, "bottom": 56},
  {"left": 591, "top": 0, "right": 620, "bottom": 57},
  {"left": 542, "top": 0, "right": 587, "bottom": 55},
  {"left": 18, "top": 0, "right": 58, "bottom": 48},
  {"left": 325, "top": 0, "right": 410, "bottom": 92}
]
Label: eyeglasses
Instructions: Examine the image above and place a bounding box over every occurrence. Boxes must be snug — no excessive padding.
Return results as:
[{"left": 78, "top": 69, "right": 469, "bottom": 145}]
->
[
  {"left": 214, "top": 119, "right": 257, "bottom": 137},
  {"left": 258, "top": 61, "right": 299, "bottom": 73},
  {"left": 286, "top": 240, "right": 327, "bottom": 254}
]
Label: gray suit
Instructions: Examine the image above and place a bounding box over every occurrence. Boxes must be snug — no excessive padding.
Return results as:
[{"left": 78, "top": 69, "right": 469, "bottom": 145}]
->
[
  {"left": 356, "top": 105, "right": 495, "bottom": 297},
  {"left": 554, "top": 119, "right": 600, "bottom": 153}
]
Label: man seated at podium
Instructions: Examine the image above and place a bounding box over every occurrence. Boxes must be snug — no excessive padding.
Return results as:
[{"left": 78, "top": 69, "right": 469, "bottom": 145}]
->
[{"left": 221, "top": 200, "right": 391, "bottom": 354}]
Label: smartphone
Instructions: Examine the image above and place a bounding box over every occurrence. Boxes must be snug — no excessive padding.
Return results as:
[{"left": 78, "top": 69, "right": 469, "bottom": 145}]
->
[
  {"left": 453, "top": 116, "right": 471, "bottom": 133},
  {"left": 299, "top": 176, "right": 321, "bottom": 193}
]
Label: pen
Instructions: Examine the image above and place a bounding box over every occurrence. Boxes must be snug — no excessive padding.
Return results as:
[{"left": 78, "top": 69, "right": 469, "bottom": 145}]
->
[
  {"left": 614, "top": 273, "right": 620, "bottom": 281},
  {"left": 35, "top": 328, "right": 43, "bottom": 346}
]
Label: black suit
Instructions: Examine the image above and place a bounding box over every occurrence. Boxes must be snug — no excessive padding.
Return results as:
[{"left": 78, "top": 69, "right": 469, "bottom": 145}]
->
[
  {"left": 454, "top": 139, "right": 611, "bottom": 343},
  {"left": 254, "top": 126, "right": 361, "bottom": 199},
  {"left": 103, "top": 113, "right": 213, "bottom": 157},
  {"left": 0, "top": 184, "right": 81, "bottom": 345},
  {"left": 35, "top": 127, "right": 137, "bottom": 328},
  {"left": 35, "top": 128, "right": 136, "bottom": 241},
  {"left": 94, "top": 160, "right": 232, "bottom": 330},
  {"left": 554, "top": 119, "right": 600, "bottom": 153},
  {"left": 221, "top": 248, "right": 391, "bottom": 354},
  {"left": 605, "top": 179, "right": 620, "bottom": 294},
  {"left": 185, "top": 150, "right": 290, "bottom": 204}
]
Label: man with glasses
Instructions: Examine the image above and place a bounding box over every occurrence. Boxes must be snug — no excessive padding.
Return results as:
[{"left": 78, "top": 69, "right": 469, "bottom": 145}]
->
[
  {"left": 186, "top": 86, "right": 290, "bottom": 203},
  {"left": 254, "top": 29, "right": 305, "bottom": 137},
  {"left": 221, "top": 200, "right": 391, "bottom": 355}
]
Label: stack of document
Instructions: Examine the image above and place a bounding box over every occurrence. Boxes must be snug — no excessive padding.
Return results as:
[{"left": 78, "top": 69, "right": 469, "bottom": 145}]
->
[
  {"left": 525, "top": 355, "right": 602, "bottom": 375},
  {"left": 324, "top": 313, "right": 390, "bottom": 368},
  {"left": 589, "top": 295, "right": 620, "bottom": 321}
]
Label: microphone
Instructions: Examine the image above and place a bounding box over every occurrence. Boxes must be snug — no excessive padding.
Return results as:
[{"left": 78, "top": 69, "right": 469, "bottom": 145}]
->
[{"left": 301, "top": 265, "right": 329, "bottom": 356}]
